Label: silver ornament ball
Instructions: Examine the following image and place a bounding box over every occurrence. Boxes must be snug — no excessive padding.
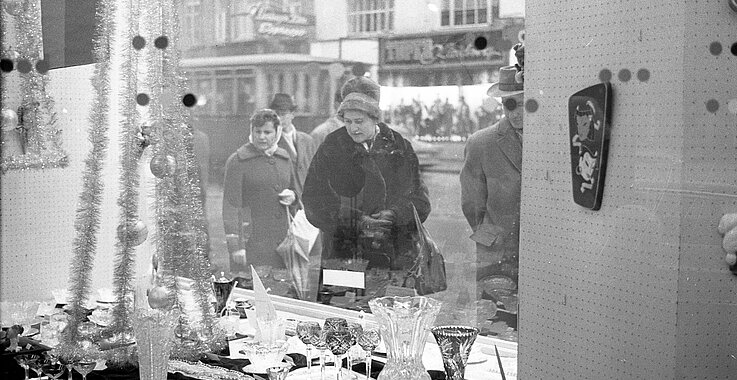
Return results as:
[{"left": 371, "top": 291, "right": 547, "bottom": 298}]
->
[{"left": 150, "top": 154, "right": 177, "bottom": 178}]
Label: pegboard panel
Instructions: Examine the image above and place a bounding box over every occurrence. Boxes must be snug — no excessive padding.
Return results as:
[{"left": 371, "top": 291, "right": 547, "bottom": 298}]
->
[
  {"left": 1, "top": 64, "right": 121, "bottom": 302},
  {"left": 676, "top": 1, "right": 737, "bottom": 378},
  {"left": 521, "top": 0, "right": 736, "bottom": 379}
]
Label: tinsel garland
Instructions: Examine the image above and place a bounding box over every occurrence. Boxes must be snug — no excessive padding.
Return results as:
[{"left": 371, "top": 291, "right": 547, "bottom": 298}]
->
[
  {"left": 145, "top": 0, "right": 222, "bottom": 360},
  {"left": 1, "top": 0, "right": 68, "bottom": 172},
  {"left": 63, "top": 0, "right": 115, "bottom": 345},
  {"left": 104, "top": 0, "right": 142, "bottom": 367}
]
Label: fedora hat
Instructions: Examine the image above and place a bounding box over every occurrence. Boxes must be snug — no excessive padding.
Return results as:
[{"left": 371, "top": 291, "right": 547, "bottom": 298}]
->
[
  {"left": 269, "top": 93, "right": 297, "bottom": 112},
  {"left": 487, "top": 66, "right": 524, "bottom": 98}
]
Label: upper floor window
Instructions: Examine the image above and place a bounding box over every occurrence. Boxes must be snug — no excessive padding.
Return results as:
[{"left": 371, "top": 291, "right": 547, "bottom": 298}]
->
[
  {"left": 441, "top": 0, "right": 490, "bottom": 27},
  {"left": 348, "top": 0, "right": 394, "bottom": 34},
  {"left": 181, "top": 1, "right": 201, "bottom": 49}
]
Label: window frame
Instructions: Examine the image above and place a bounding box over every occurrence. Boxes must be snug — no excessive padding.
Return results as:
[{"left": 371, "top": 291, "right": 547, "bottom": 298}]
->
[
  {"left": 347, "top": 0, "right": 395, "bottom": 35},
  {"left": 440, "top": 0, "right": 491, "bottom": 27}
]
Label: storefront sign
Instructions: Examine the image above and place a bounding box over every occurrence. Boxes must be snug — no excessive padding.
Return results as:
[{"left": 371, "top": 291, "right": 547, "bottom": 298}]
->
[
  {"left": 251, "top": 5, "right": 313, "bottom": 39},
  {"left": 380, "top": 32, "right": 505, "bottom": 66}
]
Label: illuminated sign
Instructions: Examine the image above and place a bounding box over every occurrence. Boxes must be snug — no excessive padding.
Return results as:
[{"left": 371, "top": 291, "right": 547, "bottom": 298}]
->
[{"left": 250, "top": 5, "right": 313, "bottom": 39}]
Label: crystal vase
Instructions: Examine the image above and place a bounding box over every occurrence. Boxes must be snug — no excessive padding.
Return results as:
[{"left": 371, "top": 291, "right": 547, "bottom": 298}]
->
[
  {"left": 133, "top": 309, "right": 177, "bottom": 380},
  {"left": 368, "top": 296, "right": 442, "bottom": 380},
  {"left": 430, "top": 326, "right": 479, "bottom": 380}
]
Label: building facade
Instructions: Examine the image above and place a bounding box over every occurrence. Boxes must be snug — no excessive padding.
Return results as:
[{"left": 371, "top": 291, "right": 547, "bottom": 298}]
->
[{"left": 312, "top": 0, "right": 525, "bottom": 87}]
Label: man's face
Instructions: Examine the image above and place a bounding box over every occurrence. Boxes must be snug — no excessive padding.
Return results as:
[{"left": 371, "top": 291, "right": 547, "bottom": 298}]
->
[
  {"left": 276, "top": 109, "right": 294, "bottom": 131},
  {"left": 502, "top": 93, "right": 524, "bottom": 130},
  {"left": 341, "top": 109, "right": 376, "bottom": 143}
]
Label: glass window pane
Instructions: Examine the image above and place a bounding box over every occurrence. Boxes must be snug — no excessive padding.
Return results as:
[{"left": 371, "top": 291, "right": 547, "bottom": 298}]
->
[
  {"left": 215, "top": 78, "right": 233, "bottom": 114},
  {"left": 454, "top": 9, "right": 463, "bottom": 24},
  {"left": 466, "top": 9, "right": 475, "bottom": 24},
  {"left": 442, "top": 0, "right": 450, "bottom": 11},
  {"left": 478, "top": 7, "right": 487, "bottom": 23},
  {"left": 236, "top": 77, "right": 254, "bottom": 115},
  {"left": 303, "top": 73, "right": 311, "bottom": 112},
  {"left": 441, "top": 10, "right": 450, "bottom": 25}
]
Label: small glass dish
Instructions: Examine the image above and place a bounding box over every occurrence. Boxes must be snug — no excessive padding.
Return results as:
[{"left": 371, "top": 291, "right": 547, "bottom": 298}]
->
[{"left": 239, "top": 340, "right": 289, "bottom": 374}]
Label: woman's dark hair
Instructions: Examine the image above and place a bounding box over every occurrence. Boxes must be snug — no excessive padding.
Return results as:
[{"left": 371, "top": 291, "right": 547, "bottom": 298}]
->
[{"left": 250, "top": 109, "right": 281, "bottom": 129}]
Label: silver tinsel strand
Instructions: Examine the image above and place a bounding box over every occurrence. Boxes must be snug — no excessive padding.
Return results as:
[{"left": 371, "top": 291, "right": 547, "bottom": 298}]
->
[
  {"left": 63, "top": 0, "right": 115, "bottom": 346},
  {"left": 1, "top": 0, "right": 68, "bottom": 172},
  {"left": 105, "top": 0, "right": 142, "bottom": 367}
]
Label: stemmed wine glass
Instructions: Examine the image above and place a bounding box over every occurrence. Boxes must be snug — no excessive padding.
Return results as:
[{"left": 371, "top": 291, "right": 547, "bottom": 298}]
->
[
  {"left": 323, "top": 318, "right": 348, "bottom": 378},
  {"left": 14, "top": 354, "right": 32, "bottom": 380},
  {"left": 325, "top": 328, "right": 353, "bottom": 380},
  {"left": 41, "top": 353, "right": 67, "bottom": 380},
  {"left": 356, "top": 328, "right": 381, "bottom": 380},
  {"left": 72, "top": 357, "right": 97, "bottom": 380},
  {"left": 296, "top": 321, "right": 321, "bottom": 379},
  {"left": 310, "top": 330, "right": 329, "bottom": 380},
  {"left": 346, "top": 322, "right": 363, "bottom": 378},
  {"left": 26, "top": 354, "right": 44, "bottom": 379}
]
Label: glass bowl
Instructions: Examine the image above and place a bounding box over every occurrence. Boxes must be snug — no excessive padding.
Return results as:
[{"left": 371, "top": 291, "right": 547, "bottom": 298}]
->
[{"left": 239, "top": 340, "right": 289, "bottom": 373}]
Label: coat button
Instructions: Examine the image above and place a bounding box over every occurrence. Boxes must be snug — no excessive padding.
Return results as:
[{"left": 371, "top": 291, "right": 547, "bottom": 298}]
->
[
  {"left": 268, "top": 158, "right": 275, "bottom": 165},
  {"left": 274, "top": 185, "right": 281, "bottom": 191}
]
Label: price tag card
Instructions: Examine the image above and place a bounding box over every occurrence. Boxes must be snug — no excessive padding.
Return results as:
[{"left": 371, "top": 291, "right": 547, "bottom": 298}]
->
[{"left": 322, "top": 269, "right": 365, "bottom": 289}]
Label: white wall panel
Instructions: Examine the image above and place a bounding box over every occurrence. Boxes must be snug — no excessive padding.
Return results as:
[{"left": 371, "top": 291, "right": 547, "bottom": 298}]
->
[{"left": 521, "top": 0, "right": 736, "bottom": 378}]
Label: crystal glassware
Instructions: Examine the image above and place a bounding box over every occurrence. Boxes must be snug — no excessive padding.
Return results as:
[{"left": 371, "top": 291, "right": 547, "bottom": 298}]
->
[
  {"left": 357, "top": 328, "right": 381, "bottom": 380},
  {"left": 132, "top": 309, "right": 177, "bottom": 380},
  {"left": 26, "top": 354, "right": 44, "bottom": 379},
  {"left": 346, "top": 322, "right": 363, "bottom": 377},
  {"left": 72, "top": 358, "right": 97, "bottom": 380},
  {"left": 14, "top": 354, "right": 31, "bottom": 380},
  {"left": 323, "top": 317, "right": 348, "bottom": 332},
  {"left": 296, "top": 321, "right": 321, "bottom": 378},
  {"left": 239, "top": 340, "right": 289, "bottom": 374},
  {"left": 368, "top": 296, "right": 442, "bottom": 380},
  {"left": 430, "top": 326, "right": 479, "bottom": 380},
  {"left": 41, "top": 354, "right": 67, "bottom": 380},
  {"left": 310, "top": 330, "right": 329, "bottom": 380},
  {"left": 325, "top": 328, "right": 353, "bottom": 380}
]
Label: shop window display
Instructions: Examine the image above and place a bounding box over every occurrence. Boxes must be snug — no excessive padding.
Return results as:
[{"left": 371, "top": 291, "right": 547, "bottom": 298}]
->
[{"left": 1, "top": 0, "right": 525, "bottom": 378}]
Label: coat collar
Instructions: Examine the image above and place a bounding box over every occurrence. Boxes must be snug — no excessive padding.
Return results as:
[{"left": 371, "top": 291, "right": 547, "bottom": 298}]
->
[
  {"left": 236, "top": 142, "right": 290, "bottom": 160},
  {"left": 495, "top": 117, "right": 522, "bottom": 172}
]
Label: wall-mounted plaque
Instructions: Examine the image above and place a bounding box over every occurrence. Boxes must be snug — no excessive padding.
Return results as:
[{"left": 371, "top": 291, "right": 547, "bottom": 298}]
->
[{"left": 568, "top": 82, "right": 613, "bottom": 210}]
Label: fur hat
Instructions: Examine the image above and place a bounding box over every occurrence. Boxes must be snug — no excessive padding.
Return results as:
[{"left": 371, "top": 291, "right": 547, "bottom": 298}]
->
[
  {"left": 337, "top": 92, "right": 381, "bottom": 120},
  {"left": 340, "top": 76, "right": 380, "bottom": 102},
  {"left": 268, "top": 93, "right": 297, "bottom": 112}
]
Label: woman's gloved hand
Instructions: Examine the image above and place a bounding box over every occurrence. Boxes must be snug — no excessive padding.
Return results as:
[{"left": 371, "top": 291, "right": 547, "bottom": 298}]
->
[
  {"left": 371, "top": 209, "right": 396, "bottom": 224},
  {"left": 278, "top": 189, "right": 296, "bottom": 206},
  {"left": 718, "top": 213, "right": 737, "bottom": 268},
  {"left": 360, "top": 214, "right": 392, "bottom": 236}
]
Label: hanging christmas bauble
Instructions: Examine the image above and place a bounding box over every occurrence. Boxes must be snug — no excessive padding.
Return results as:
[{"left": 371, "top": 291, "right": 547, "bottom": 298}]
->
[
  {"left": 1, "top": 108, "right": 19, "bottom": 131},
  {"left": 147, "top": 285, "right": 172, "bottom": 309},
  {"left": 3, "top": 0, "right": 25, "bottom": 16},
  {"left": 150, "top": 154, "right": 176, "bottom": 178},
  {"left": 117, "top": 220, "right": 148, "bottom": 246}
]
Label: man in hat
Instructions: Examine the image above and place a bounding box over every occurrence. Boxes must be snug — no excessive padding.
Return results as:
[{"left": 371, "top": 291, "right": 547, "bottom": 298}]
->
[
  {"left": 269, "top": 93, "right": 317, "bottom": 195},
  {"left": 460, "top": 63, "right": 524, "bottom": 285}
]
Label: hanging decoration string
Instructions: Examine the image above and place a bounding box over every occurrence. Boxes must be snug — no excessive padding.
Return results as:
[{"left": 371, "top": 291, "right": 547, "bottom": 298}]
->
[
  {"left": 62, "top": 0, "right": 115, "bottom": 347},
  {"left": 104, "top": 0, "right": 143, "bottom": 367},
  {"left": 1, "top": 0, "right": 68, "bottom": 172},
  {"left": 145, "top": 0, "right": 222, "bottom": 360}
]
